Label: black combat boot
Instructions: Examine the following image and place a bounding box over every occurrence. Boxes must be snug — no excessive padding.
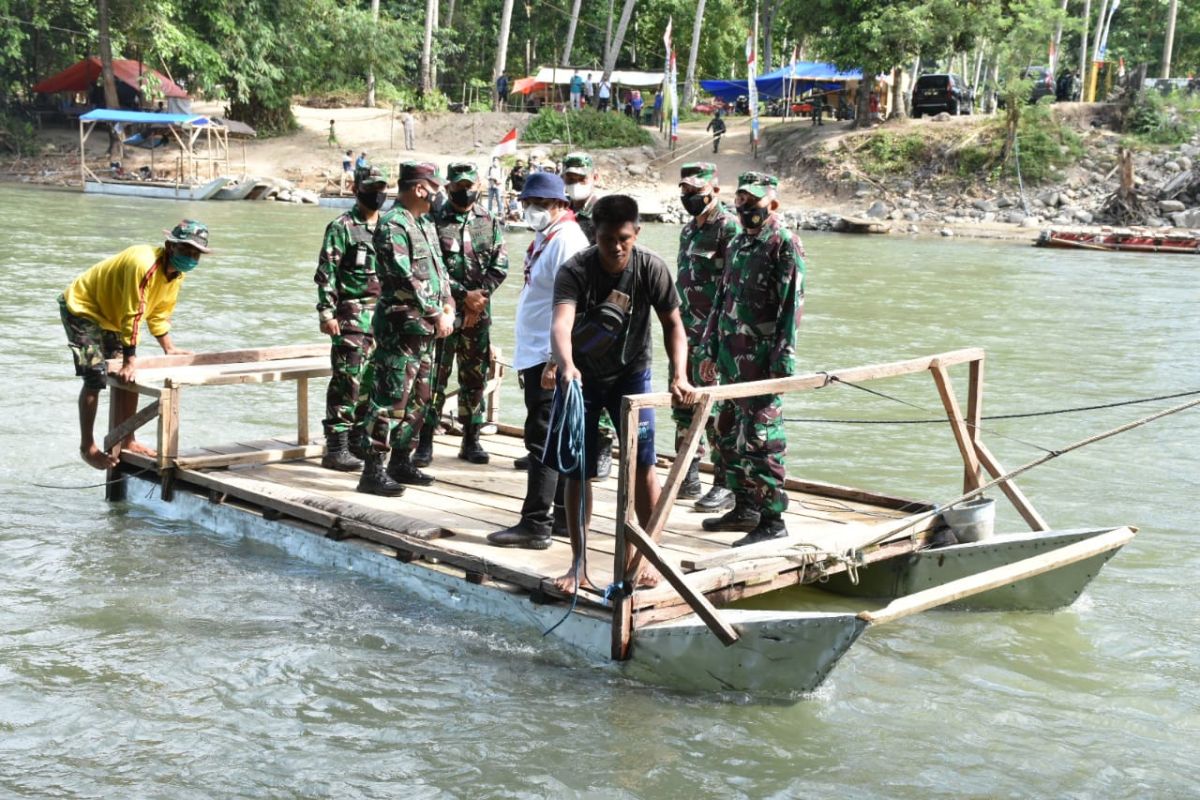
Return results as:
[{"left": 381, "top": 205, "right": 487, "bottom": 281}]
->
[
  {"left": 387, "top": 449, "right": 435, "bottom": 486},
  {"left": 701, "top": 500, "right": 760, "bottom": 532},
  {"left": 458, "top": 422, "right": 490, "bottom": 464},
  {"left": 679, "top": 456, "right": 702, "bottom": 498},
  {"left": 356, "top": 450, "right": 406, "bottom": 497},
  {"left": 733, "top": 514, "right": 788, "bottom": 547},
  {"left": 348, "top": 428, "right": 370, "bottom": 461},
  {"left": 694, "top": 485, "right": 735, "bottom": 513},
  {"left": 513, "top": 454, "right": 530, "bottom": 470},
  {"left": 411, "top": 425, "right": 435, "bottom": 468},
  {"left": 321, "top": 430, "right": 363, "bottom": 472}
]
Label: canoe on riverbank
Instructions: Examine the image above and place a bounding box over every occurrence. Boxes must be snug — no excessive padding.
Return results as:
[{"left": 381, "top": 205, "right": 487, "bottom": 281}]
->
[{"left": 1037, "top": 227, "right": 1200, "bottom": 254}]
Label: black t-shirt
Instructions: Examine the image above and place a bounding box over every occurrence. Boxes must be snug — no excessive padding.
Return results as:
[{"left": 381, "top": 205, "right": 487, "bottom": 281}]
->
[{"left": 553, "top": 245, "right": 680, "bottom": 383}]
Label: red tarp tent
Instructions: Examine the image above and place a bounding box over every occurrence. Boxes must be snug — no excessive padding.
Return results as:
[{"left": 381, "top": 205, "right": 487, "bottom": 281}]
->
[{"left": 33, "top": 58, "right": 188, "bottom": 98}]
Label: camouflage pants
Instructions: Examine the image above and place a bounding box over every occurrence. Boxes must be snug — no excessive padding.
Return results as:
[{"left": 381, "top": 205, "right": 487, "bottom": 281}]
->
[
  {"left": 59, "top": 294, "right": 120, "bottom": 392},
  {"left": 323, "top": 306, "right": 376, "bottom": 435},
  {"left": 362, "top": 334, "right": 433, "bottom": 454},
  {"left": 714, "top": 340, "right": 788, "bottom": 515},
  {"left": 426, "top": 316, "right": 491, "bottom": 428}
]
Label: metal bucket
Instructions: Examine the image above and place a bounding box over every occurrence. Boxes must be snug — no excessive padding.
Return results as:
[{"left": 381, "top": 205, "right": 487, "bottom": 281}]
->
[{"left": 941, "top": 498, "right": 996, "bottom": 543}]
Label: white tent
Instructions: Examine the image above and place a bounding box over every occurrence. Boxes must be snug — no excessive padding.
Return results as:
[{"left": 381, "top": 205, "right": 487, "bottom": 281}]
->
[{"left": 532, "top": 67, "right": 665, "bottom": 88}]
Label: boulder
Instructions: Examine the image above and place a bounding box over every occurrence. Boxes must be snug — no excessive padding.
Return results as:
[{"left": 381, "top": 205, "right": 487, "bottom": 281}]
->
[
  {"left": 1159, "top": 199, "right": 1186, "bottom": 213},
  {"left": 1072, "top": 209, "right": 1094, "bottom": 224},
  {"left": 1020, "top": 216, "right": 1042, "bottom": 228},
  {"left": 888, "top": 209, "right": 905, "bottom": 221},
  {"left": 1179, "top": 156, "right": 1193, "bottom": 172},
  {"left": 940, "top": 228, "right": 954, "bottom": 237},
  {"left": 1003, "top": 211, "right": 1027, "bottom": 225},
  {"left": 932, "top": 112, "right": 952, "bottom": 122},
  {"left": 1169, "top": 209, "right": 1200, "bottom": 228},
  {"left": 1165, "top": 161, "right": 1183, "bottom": 173},
  {"left": 865, "top": 200, "right": 890, "bottom": 219},
  {"left": 972, "top": 198, "right": 997, "bottom": 212},
  {"left": 1037, "top": 190, "right": 1059, "bottom": 206},
  {"left": 625, "top": 163, "right": 648, "bottom": 176}
]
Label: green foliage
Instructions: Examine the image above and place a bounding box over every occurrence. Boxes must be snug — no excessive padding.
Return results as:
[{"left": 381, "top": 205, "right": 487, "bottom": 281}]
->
[
  {"left": 0, "top": 109, "right": 38, "bottom": 155},
  {"left": 859, "top": 132, "right": 931, "bottom": 175},
  {"left": 1126, "top": 91, "right": 1200, "bottom": 146},
  {"left": 1009, "top": 102, "right": 1082, "bottom": 181},
  {"left": 523, "top": 108, "right": 653, "bottom": 148}
]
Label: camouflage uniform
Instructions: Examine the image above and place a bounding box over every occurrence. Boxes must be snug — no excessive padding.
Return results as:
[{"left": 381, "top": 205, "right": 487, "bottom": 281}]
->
[
  {"left": 430, "top": 165, "right": 509, "bottom": 427},
  {"left": 315, "top": 201, "right": 383, "bottom": 436},
  {"left": 704, "top": 172, "right": 806, "bottom": 516},
  {"left": 363, "top": 167, "right": 451, "bottom": 454},
  {"left": 673, "top": 163, "right": 742, "bottom": 469}
]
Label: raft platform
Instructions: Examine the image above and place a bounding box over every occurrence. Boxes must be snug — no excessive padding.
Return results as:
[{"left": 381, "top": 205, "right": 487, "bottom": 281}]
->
[{"left": 102, "top": 345, "right": 1135, "bottom": 699}]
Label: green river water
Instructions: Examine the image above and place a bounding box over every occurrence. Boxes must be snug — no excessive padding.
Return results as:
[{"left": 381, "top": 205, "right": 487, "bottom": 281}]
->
[{"left": 1, "top": 184, "right": 1197, "bottom": 798}]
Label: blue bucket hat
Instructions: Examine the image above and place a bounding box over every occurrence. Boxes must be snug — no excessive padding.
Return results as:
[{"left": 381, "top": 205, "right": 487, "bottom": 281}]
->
[{"left": 518, "top": 171, "right": 568, "bottom": 202}]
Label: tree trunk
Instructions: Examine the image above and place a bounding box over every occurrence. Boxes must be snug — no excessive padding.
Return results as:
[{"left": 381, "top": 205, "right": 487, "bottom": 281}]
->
[
  {"left": 366, "top": 0, "right": 380, "bottom": 107},
  {"left": 1162, "top": 0, "right": 1178, "bottom": 79},
  {"left": 601, "top": 0, "right": 637, "bottom": 82},
  {"left": 889, "top": 67, "right": 906, "bottom": 120},
  {"left": 563, "top": 0, "right": 582, "bottom": 65},
  {"left": 1079, "top": 0, "right": 1090, "bottom": 94},
  {"left": 446, "top": 0, "right": 456, "bottom": 27},
  {"left": 493, "top": 0, "right": 515, "bottom": 108},
  {"left": 604, "top": 0, "right": 614, "bottom": 67},
  {"left": 420, "top": 0, "right": 437, "bottom": 96},
  {"left": 854, "top": 71, "right": 875, "bottom": 129},
  {"left": 682, "top": 0, "right": 707, "bottom": 109},
  {"left": 96, "top": 0, "right": 119, "bottom": 109},
  {"left": 1051, "top": 0, "right": 1068, "bottom": 74},
  {"left": 229, "top": 94, "right": 296, "bottom": 137},
  {"left": 986, "top": 56, "right": 999, "bottom": 113}
]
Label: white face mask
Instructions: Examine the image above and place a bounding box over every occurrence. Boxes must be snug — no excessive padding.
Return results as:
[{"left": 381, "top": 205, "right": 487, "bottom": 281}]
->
[
  {"left": 564, "top": 182, "right": 592, "bottom": 202},
  {"left": 525, "top": 206, "right": 553, "bottom": 231}
]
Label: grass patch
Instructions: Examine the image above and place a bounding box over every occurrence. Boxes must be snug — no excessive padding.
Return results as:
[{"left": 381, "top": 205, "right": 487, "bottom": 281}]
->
[
  {"left": 522, "top": 108, "right": 653, "bottom": 148},
  {"left": 1125, "top": 91, "right": 1200, "bottom": 146},
  {"left": 859, "top": 132, "right": 933, "bottom": 175}
]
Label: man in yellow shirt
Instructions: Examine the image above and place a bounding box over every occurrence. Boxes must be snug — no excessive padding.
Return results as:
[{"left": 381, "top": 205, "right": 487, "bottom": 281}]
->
[{"left": 59, "top": 219, "right": 211, "bottom": 469}]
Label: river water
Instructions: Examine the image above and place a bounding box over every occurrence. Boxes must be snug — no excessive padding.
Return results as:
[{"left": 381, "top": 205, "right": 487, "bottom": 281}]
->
[{"left": 1, "top": 185, "right": 1197, "bottom": 798}]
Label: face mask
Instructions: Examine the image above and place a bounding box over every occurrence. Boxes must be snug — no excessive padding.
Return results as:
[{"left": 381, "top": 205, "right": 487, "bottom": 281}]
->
[
  {"left": 565, "top": 182, "right": 592, "bottom": 202},
  {"left": 737, "top": 202, "right": 768, "bottom": 230},
  {"left": 449, "top": 189, "right": 479, "bottom": 208},
  {"left": 525, "top": 206, "right": 553, "bottom": 231},
  {"left": 169, "top": 251, "right": 199, "bottom": 273},
  {"left": 356, "top": 188, "right": 387, "bottom": 211},
  {"left": 680, "top": 193, "right": 711, "bottom": 217}
]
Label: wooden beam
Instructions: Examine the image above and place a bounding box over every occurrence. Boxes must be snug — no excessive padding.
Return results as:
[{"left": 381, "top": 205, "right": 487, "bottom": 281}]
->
[
  {"left": 644, "top": 394, "right": 713, "bottom": 541},
  {"left": 965, "top": 357, "right": 984, "bottom": 492},
  {"left": 859, "top": 527, "right": 1135, "bottom": 626},
  {"left": 296, "top": 377, "right": 310, "bottom": 446},
  {"left": 103, "top": 399, "right": 160, "bottom": 452},
  {"left": 974, "top": 441, "right": 1050, "bottom": 531},
  {"left": 624, "top": 520, "right": 740, "bottom": 646},
  {"left": 174, "top": 443, "right": 325, "bottom": 470},
  {"left": 156, "top": 386, "right": 180, "bottom": 471},
  {"left": 930, "top": 362, "right": 982, "bottom": 492},
  {"left": 104, "top": 344, "right": 328, "bottom": 373}
]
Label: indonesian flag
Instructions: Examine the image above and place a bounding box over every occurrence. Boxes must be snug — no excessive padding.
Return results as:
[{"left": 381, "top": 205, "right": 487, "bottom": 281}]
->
[
  {"left": 663, "top": 17, "right": 672, "bottom": 57},
  {"left": 493, "top": 127, "right": 518, "bottom": 157}
]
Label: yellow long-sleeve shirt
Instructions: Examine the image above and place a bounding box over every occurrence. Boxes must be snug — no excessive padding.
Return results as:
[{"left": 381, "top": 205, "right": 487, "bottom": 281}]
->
[{"left": 63, "top": 245, "right": 183, "bottom": 353}]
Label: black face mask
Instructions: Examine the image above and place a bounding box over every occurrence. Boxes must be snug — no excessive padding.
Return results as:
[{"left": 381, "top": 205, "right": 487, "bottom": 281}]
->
[
  {"left": 680, "top": 193, "right": 711, "bottom": 217},
  {"left": 737, "top": 202, "right": 767, "bottom": 230},
  {"left": 357, "top": 188, "right": 387, "bottom": 211},
  {"left": 449, "top": 189, "right": 479, "bottom": 209}
]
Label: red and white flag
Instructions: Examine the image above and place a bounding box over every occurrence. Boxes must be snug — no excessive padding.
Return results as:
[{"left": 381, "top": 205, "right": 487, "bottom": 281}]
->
[{"left": 493, "top": 127, "right": 519, "bottom": 157}]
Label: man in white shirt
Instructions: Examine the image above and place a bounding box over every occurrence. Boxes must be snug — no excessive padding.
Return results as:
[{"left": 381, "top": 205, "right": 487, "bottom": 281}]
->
[
  {"left": 488, "top": 172, "right": 590, "bottom": 549},
  {"left": 486, "top": 157, "right": 503, "bottom": 214},
  {"left": 598, "top": 79, "right": 612, "bottom": 112}
]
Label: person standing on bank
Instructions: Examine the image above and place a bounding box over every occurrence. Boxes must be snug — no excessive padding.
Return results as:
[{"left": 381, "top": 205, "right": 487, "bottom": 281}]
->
[
  {"left": 315, "top": 165, "right": 388, "bottom": 472},
  {"left": 415, "top": 162, "right": 508, "bottom": 467},
  {"left": 486, "top": 156, "right": 503, "bottom": 215},
  {"left": 487, "top": 172, "right": 589, "bottom": 549},
  {"left": 401, "top": 107, "right": 417, "bottom": 151},
  {"left": 706, "top": 110, "right": 726, "bottom": 153},
  {"left": 547, "top": 194, "right": 693, "bottom": 593},
  {"left": 699, "top": 172, "right": 806, "bottom": 547},
  {"left": 674, "top": 162, "right": 741, "bottom": 509},
  {"left": 357, "top": 162, "right": 454, "bottom": 496},
  {"left": 60, "top": 220, "right": 209, "bottom": 469},
  {"left": 569, "top": 70, "right": 585, "bottom": 110}
]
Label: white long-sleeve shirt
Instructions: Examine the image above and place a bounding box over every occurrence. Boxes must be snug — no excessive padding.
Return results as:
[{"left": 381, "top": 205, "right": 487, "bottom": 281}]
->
[{"left": 513, "top": 216, "right": 589, "bottom": 371}]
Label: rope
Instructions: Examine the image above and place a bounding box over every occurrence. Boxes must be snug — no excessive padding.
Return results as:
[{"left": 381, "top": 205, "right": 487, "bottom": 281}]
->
[
  {"left": 31, "top": 465, "right": 155, "bottom": 490},
  {"left": 542, "top": 378, "right": 591, "bottom": 637}
]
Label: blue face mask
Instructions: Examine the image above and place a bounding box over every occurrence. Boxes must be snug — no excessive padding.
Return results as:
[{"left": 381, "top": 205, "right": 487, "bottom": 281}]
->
[{"left": 169, "top": 251, "right": 199, "bottom": 273}]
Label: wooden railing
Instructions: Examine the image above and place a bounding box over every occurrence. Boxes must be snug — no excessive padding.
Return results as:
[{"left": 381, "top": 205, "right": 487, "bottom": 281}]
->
[{"left": 608, "top": 347, "right": 1049, "bottom": 660}]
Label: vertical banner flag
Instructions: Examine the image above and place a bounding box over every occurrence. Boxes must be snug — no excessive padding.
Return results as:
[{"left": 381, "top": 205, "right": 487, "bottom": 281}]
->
[
  {"left": 493, "top": 127, "right": 518, "bottom": 157},
  {"left": 746, "top": 34, "right": 759, "bottom": 147},
  {"left": 664, "top": 18, "right": 678, "bottom": 143},
  {"left": 1098, "top": 0, "right": 1120, "bottom": 61},
  {"left": 789, "top": 44, "right": 798, "bottom": 114}
]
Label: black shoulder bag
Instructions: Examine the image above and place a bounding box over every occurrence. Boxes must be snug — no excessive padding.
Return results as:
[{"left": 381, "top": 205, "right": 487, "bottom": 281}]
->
[{"left": 571, "top": 262, "right": 635, "bottom": 359}]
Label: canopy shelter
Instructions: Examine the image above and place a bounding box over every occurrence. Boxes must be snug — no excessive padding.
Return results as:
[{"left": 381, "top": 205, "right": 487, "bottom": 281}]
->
[
  {"left": 513, "top": 67, "right": 667, "bottom": 110},
  {"left": 78, "top": 108, "right": 236, "bottom": 189},
  {"left": 34, "top": 58, "right": 190, "bottom": 112},
  {"left": 700, "top": 62, "right": 866, "bottom": 101}
]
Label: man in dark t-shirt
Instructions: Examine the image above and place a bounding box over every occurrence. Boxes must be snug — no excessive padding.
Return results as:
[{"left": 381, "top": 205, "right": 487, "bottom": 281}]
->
[{"left": 548, "top": 194, "right": 693, "bottom": 593}]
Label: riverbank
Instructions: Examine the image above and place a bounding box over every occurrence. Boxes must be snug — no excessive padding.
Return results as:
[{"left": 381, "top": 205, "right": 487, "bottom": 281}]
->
[{"left": 6, "top": 99, "right": 1197, "bottom": 244}]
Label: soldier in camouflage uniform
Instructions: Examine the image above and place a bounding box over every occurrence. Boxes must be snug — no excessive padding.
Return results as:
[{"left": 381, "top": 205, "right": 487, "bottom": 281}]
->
[
  {"left": 699, "top": 171, "right": 806, "bottom": 547},
  {"left": 673, "top": 162, "right": 741, "bottom": 507},
  {"left": 315, "top": 165, "right": 388, "bottom": 471},
  {"left": 416, "top": 162, "right": 509, "bottom": 467},
  {"left": 356, "top": 161, "right": 455, "bottom": 496}
]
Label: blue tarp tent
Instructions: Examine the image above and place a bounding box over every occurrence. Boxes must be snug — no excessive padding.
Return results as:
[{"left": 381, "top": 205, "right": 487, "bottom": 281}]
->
[
  {"left": 79, "top": 108, "right": 212, "bottom": 126},
  {"left": 700, "top": 62, "right": 863, "bottom": 101}
]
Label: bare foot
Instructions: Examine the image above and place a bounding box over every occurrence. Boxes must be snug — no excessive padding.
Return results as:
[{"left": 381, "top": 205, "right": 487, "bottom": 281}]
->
[
  {"left": 80, "top": 445, "right": 118, "bottom": 470},
  {"left": 634, "top": 566, "right": 662, "bottom": 589},
  {"left": 124, "top": 440, "right": 157, "bottom": 458},
  {"left": 549, "top": 572, "right": 596, "bottom": 594}
]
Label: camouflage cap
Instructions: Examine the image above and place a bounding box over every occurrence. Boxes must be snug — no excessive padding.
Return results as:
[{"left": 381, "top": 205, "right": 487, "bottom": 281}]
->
[
  {"left": 446, "top": 162, "right": 479, "bottom": 184},
  {"left": 398, "top": 160, "right": 442, "bottom": 187},
  {"left": 162, "top": 219, "right": 212, "bottom": 253},
  {"left": 679, "top": 162, "right": 718, "bottom": 188},
  {"left": 354, "top": 164, "right": 389, "bottom": 187},
  {"left": 736, "top": 171, "right": 779, "bottom": 199},
  {"left": 562, "top": 152, "right": 594, "bottom": 176}
]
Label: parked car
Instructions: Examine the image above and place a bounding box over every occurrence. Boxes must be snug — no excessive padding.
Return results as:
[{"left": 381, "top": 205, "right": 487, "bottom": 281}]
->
[
  {"left": 911, "top": 73, "right": 972, "bottom": 117},
  {"left": 1022, "top": 66, "right": 1056, "bottom": 103}
]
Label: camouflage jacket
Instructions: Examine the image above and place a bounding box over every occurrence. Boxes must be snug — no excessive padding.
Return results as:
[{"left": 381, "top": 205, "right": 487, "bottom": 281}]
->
[
  {"left": 432, "top": 201, "right": 508, "bottom": 306},
  {"left": 676, "top": 201, "right": 741, "bottom": 340},
  {"left": 375, "top": 206, "right": 451, "bottom": 338},
  {"left": 572, "top": 193, "right": 600, "bottom": 245},
  {"left": 704, "top": 213, "right": 806, "bottom": 377},
  {"left": 314, "top": 205, "right": 383, "bottom": 328}
]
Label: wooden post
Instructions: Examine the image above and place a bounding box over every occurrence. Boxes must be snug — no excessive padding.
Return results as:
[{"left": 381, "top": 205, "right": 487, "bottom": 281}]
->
[
  {"left": 930, "top": 361, "right": 982, "bottom": 492},
  {"left": 610, "top": 395, "right": 639, "bottom": 661},
  {"left": 105, "top": 388, "right": 127, "bottom": 502},
  {"left": 486, "top": 346, "right": 504, "bottom": 424},
  {"left": 297, "top": 377, "right": 309, "bottom": 445},
  {"left": 964, "top": 356, "right": 984, "bottom": 492}
]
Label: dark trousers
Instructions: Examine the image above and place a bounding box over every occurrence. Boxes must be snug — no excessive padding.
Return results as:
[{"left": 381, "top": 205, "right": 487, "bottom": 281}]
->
[{"left": 519, "top": 363, "right": 562, "bottom": 535}]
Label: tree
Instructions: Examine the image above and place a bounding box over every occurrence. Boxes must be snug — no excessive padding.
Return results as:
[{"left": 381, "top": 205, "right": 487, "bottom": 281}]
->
[
  {"left": 493, "top": 0, "right": 514, "bottom": 107},
  {"left": 421, "top": 0, "right": 436, "bottom": 95},
  {"left": 1162, "top": 0, "right": 1178, "bottom": 78},
  {"left": 601, "top": 0, "right": 637, "bottom": 82},
  {"left": 366, "top": 0, "right": 380, "bottom": 107},
  {"left": 96, "top": 0, "right": 118, "bottom": 109},
  {"left": 683, "top": 0, "right": 708, "bottom": 108},
  {"left": 563, "top": 0, "right": 583, "bottom": 65}
]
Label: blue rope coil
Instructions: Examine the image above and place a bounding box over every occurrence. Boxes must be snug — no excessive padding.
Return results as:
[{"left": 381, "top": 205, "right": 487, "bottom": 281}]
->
[{"left": 543, "top": 378, "right": 590, "bottom": 638}]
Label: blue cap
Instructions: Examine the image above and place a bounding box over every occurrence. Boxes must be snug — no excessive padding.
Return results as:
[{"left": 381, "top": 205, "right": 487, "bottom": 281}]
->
[{"left": 518, "top": 171, "right": 568, "bottom": 202}]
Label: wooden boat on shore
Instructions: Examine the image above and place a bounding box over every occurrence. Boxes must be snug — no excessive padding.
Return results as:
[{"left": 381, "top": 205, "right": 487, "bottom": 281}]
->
[
  {"left": 1037, "top": 226, "right": 1200, "bottom": 254},
  {"left": 99, "top": 345, "right": 1135, "bottom": 700},
  {"left": 83, "top": 175, "right": 229, "bottom": 201}
]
